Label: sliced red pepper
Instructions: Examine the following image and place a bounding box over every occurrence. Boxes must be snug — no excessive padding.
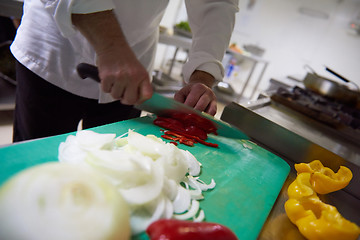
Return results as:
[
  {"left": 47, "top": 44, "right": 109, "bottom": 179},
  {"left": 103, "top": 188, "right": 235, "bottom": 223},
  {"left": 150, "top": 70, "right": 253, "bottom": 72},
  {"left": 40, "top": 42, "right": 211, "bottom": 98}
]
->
[
  {"left": 146, "top": 219, "right": 238, "bottom": 240},
  {"left": 179, "top": 137, "right": 195, "bottom": 146},
  {"left": 161, "top": 131, "right": 195, "bottom": 147},
  {"left": 185, "top": 125, "right": 207, "bottom": 140},
  {"left": 161, "top": 135, "right": 180, "bottom": 141},
  {"left": 194, "top": 137, "right": 219, "bottom": 148},
  {"left": 163, "top": 131, "right": 183, "bottom": 138},
  {"left": 167, "top": 129, "right": 218, "bottom": 148},
  {"left": 154, "top": 115, "right": 218, "bottom": 148},
  {"left": 154, "top": 117, "right": 185, "bottom": 132},
  {"left": 169, "top": 112, "right": 217, "bottom": 135}
]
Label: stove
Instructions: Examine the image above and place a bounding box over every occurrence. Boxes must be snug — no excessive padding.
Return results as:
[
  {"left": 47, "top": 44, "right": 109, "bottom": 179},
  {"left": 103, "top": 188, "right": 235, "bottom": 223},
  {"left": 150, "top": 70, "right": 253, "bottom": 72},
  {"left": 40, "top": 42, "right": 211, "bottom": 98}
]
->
[{"left": 271, "top": 86, "right": 360, "bottom": 145}]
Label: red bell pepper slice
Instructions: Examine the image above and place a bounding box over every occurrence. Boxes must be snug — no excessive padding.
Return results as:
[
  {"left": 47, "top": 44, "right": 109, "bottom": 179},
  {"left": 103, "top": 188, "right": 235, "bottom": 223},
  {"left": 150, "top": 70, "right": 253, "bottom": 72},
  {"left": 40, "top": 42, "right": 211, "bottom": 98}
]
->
[
  {"left": 185, "top": 125, "right": 207, "bottom": 140},
  {"left": 146, "top": 219, "right": 238, "bottom": 240}
]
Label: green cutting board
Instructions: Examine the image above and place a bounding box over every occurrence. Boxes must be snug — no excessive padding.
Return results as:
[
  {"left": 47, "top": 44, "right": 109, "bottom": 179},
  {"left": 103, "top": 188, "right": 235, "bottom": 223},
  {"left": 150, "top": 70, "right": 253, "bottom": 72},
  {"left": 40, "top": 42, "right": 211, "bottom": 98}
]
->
[{"left": 0, "top": 116, "right": 289, "bottom": 240}]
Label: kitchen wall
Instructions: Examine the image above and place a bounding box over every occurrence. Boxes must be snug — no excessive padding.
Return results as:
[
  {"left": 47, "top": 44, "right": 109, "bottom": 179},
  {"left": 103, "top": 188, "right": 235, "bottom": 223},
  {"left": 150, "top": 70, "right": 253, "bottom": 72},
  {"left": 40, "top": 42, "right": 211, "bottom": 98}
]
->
[
  {"left": 156, "top": 0, "right": 360, "bottom": 99},
  {"left": 231, "top": 0, "right": 360, "bottom": 98}
]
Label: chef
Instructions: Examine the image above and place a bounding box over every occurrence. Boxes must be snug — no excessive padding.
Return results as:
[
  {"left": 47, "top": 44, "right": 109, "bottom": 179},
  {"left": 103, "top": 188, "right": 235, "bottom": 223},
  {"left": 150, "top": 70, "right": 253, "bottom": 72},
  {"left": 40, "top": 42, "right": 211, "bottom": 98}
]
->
[{"left": 11, "top": 0, "right": 239, "bottom": 142}]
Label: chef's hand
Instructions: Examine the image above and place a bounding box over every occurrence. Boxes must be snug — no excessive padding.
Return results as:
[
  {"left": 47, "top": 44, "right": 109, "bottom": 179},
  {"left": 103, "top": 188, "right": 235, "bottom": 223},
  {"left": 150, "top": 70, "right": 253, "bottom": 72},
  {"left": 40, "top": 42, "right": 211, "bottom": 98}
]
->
[
  {"left": 97, "top": 46, "right": 153, "bottom": 105},
  {"left": 174, "top": 70, "right": 217, "bottom": 116},
  {"left": 72, "top": 10, "right": 153, "bottom": 105}
]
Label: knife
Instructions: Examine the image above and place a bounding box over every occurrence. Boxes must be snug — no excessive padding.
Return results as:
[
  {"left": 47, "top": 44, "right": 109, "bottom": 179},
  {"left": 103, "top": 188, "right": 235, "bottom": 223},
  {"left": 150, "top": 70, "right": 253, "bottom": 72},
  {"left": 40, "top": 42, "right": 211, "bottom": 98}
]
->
[{"left": 76, "top": 63, "right": 248, "bottom": 140}]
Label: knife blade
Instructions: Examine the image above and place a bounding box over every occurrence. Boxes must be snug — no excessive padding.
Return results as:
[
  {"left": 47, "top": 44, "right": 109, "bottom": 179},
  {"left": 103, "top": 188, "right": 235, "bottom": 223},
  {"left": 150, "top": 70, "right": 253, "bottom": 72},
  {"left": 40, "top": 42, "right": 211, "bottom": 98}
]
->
[{"left": 76, "top": 63, "right": 248, "bottom": 140}]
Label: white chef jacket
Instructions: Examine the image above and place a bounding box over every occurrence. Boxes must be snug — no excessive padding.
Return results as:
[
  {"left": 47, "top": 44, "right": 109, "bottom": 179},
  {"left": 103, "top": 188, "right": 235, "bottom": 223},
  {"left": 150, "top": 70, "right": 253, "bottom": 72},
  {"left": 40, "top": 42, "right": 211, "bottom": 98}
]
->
[{"left": 11, "top": 0, "right": 238, "bottom": 102}]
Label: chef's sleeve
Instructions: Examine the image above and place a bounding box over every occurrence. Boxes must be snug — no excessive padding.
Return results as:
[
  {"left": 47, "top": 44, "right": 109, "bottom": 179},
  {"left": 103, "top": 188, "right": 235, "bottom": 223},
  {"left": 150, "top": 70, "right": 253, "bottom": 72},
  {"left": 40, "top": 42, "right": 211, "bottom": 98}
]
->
[
  {"left": 183, "top": 0, "right": 239, "bottom": 84},
  {"left": 40, "top": 0, "right": 115, "bottom": 38}
]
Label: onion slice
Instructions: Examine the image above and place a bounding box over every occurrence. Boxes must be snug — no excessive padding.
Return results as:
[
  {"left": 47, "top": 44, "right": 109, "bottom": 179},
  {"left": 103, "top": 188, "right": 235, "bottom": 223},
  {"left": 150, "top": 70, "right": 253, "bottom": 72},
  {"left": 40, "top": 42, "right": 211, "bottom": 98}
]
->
[
  {"left": 0, "top": 162, "right": 130, "bottom": 240},
  {"left": 173, "top": 200, "right": 200, "bottom": 220},
  {"left": 185, "top": 176, "right": 216, "bottom": 191}
]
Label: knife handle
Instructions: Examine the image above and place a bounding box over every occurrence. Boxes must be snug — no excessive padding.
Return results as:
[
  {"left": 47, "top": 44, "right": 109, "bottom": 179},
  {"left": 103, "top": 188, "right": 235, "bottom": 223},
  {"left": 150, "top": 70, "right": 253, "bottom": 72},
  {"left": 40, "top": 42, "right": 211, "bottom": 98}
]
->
[{"left": 76, "top": 63, "right": 101, "bottom": 83}]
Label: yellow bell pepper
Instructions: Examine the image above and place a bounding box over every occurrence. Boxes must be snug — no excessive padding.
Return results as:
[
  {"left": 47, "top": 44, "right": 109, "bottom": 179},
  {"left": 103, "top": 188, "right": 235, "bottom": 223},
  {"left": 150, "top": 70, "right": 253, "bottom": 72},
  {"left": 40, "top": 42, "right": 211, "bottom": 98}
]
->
[
  {"left": 285, "top": 160, "right": 360, "bottom": 240},
  {"left": 287, "top": 172, "right": 315, "bottom": 199},
  {"left": 295, "top": 160, "right": 352, "bottom": 194},
  {"left": 285, "top": 195, "right": 360, "bottom": 240}
]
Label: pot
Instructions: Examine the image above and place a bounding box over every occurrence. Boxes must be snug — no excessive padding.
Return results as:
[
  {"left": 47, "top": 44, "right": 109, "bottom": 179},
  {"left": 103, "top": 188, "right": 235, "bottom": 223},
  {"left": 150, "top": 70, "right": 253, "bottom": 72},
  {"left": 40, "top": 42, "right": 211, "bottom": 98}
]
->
[{"left": 303, "top": 65, "right": 360, "bottom": 105}]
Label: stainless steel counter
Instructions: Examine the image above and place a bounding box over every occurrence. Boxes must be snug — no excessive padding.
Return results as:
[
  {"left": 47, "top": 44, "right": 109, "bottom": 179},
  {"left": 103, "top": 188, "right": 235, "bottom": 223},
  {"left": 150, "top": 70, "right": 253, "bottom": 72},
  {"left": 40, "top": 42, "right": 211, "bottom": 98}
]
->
[{"left": 221, "top": 98, "right": 360, "bottom": 239}]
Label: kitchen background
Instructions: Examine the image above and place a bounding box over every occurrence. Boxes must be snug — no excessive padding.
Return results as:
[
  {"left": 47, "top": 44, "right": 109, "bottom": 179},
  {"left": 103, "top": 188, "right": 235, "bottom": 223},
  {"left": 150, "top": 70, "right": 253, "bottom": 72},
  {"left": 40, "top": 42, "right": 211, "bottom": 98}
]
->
[
  {"left": 0, "top": 0, "right": 359, "bottom": 145},
  {"left": 156, "top": 0, "right": 360, "bottom": 99}
]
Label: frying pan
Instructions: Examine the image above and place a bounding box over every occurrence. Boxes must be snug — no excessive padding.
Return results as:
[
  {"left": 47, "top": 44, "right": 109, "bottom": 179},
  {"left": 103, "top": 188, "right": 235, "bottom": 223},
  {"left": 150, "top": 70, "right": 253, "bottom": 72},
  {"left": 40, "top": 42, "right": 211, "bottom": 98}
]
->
[{"left": 303, "top": 65, "right": 360, "bottom": 105}]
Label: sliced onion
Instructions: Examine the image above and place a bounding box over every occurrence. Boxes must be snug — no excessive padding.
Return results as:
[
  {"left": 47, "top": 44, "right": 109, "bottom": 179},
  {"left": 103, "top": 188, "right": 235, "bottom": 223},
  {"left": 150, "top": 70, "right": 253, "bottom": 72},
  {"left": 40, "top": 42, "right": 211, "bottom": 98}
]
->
[
  {"left": 130, "top": 194, "right": 173, "bottom": 235},
  {"left": 0, "top": 162, "right": 130, "bottom": 240},
  {"left": 87, "top": 150, "right": 165, "bottom": 205},
  {"left": 130, "top": 195, "right": 166, "bottom": 235},
  {"left": 182, "top": 150, "right": 201, "bottom": 176},
  {"left": 162, "top": 198, "right": 174, "bottom": 219},
  {"left": 127, "top": 131, "right": 189, "bottom": 183},
  {"left": 58, "top": 135, "right": 88, "bottom": 166},
  {"left": 172, "top": 186, "right": 192, "bottom": 214},
  {"left": 118, "top": 162, "right": 164, "bottom": 205},
  {"left": 182, "top": 181, "right": 204, "bottom": 200},
  {"left": 56, "top": 129, "right": 214, "bottom": 234},
  {"left": 74, "top": 130, "right": 116, "bottom": 150},
  {"left": 162, "top": 178, "right": 178, "bottom": 201},
  {"left": 126, "top": 130, "right": 167, "bottom": 159},
  {"left": 242, "top": 142, "right": 253, "bottom": 149},
  {"left": 186, "top": 176, "right": 216, "bottom": 191},
  {"left": 173, "top": 200, "right": 200, "bottom": 220},
  {"left": 58, "top": 131, "right": 116, "bottom": 165},
  {"left": 156, "top": 153, "right": 188, "bottom": 183},
  {"left": 189, "top": 189, "right": 204, "bottom": 200},
  {"left": 194, "top": 209, "right": 205, "bottom": 222}
]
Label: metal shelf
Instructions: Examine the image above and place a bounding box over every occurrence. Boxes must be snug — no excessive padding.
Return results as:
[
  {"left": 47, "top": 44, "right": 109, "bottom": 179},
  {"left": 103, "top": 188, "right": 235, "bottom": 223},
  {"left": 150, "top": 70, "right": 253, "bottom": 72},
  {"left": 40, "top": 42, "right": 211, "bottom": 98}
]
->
[{"left": 226, "top": 50, "right": 269, "bottom": 100}]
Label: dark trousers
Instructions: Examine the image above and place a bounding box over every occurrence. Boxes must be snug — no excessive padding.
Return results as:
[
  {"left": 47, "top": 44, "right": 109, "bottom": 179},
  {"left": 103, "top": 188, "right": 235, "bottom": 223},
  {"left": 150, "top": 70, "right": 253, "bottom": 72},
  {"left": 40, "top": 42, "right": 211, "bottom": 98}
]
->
[
  {"left": 13, "top": 61, "right": 141, "bottom": 142},
  {"left": 0, "top": 16, "right": 16, "bottom": 44}
]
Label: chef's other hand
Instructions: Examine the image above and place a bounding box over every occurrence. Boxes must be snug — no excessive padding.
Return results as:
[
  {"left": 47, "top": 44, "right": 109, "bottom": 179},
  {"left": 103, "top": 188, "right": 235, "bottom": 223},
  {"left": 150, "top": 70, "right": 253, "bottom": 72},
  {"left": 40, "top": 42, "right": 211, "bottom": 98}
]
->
[
  {"left": 174, "top": 70, "right": 217, "bottom": 116},
  {"left": 97, "top": 47, "right": 153, "bottom": 105}
]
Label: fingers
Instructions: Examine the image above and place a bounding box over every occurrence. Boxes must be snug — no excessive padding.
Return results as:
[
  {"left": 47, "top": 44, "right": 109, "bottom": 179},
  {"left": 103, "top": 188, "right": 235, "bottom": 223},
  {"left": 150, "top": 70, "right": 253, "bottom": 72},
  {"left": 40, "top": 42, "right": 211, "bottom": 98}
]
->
[
  {"left": 109, "top": 79, "right": 126, "bottom": 99},
  {"left": 121, "top": 76, "right": 153, "bottom": 105},
  {"left": 138, "top": 79, "right": 153, "bottom": 103},
  {"left": 193, "top": 92, "right": 217, "bottom": 116},
  {"left": 204, "top": 100, "right": 217, "bottom": 116},
  {"left": 99, "top": 66, "right": 152, "bottom": 105},
  {"left": 174, "top": 89, "right": 186, "bottom": 103},
  {"left": 175, "top": 83, "right": 217, "bottom": 116}
]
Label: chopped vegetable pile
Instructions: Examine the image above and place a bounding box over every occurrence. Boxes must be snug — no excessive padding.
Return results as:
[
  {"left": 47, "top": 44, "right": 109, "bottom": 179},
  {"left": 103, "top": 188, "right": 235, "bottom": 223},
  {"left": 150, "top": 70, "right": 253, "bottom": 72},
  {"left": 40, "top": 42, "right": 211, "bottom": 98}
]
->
[
  {"left": 153, "top": 112, "right": 219, "bottom": 148},
  {"left": 58, "top": 130, "right": 216, "bottom": 235}
]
